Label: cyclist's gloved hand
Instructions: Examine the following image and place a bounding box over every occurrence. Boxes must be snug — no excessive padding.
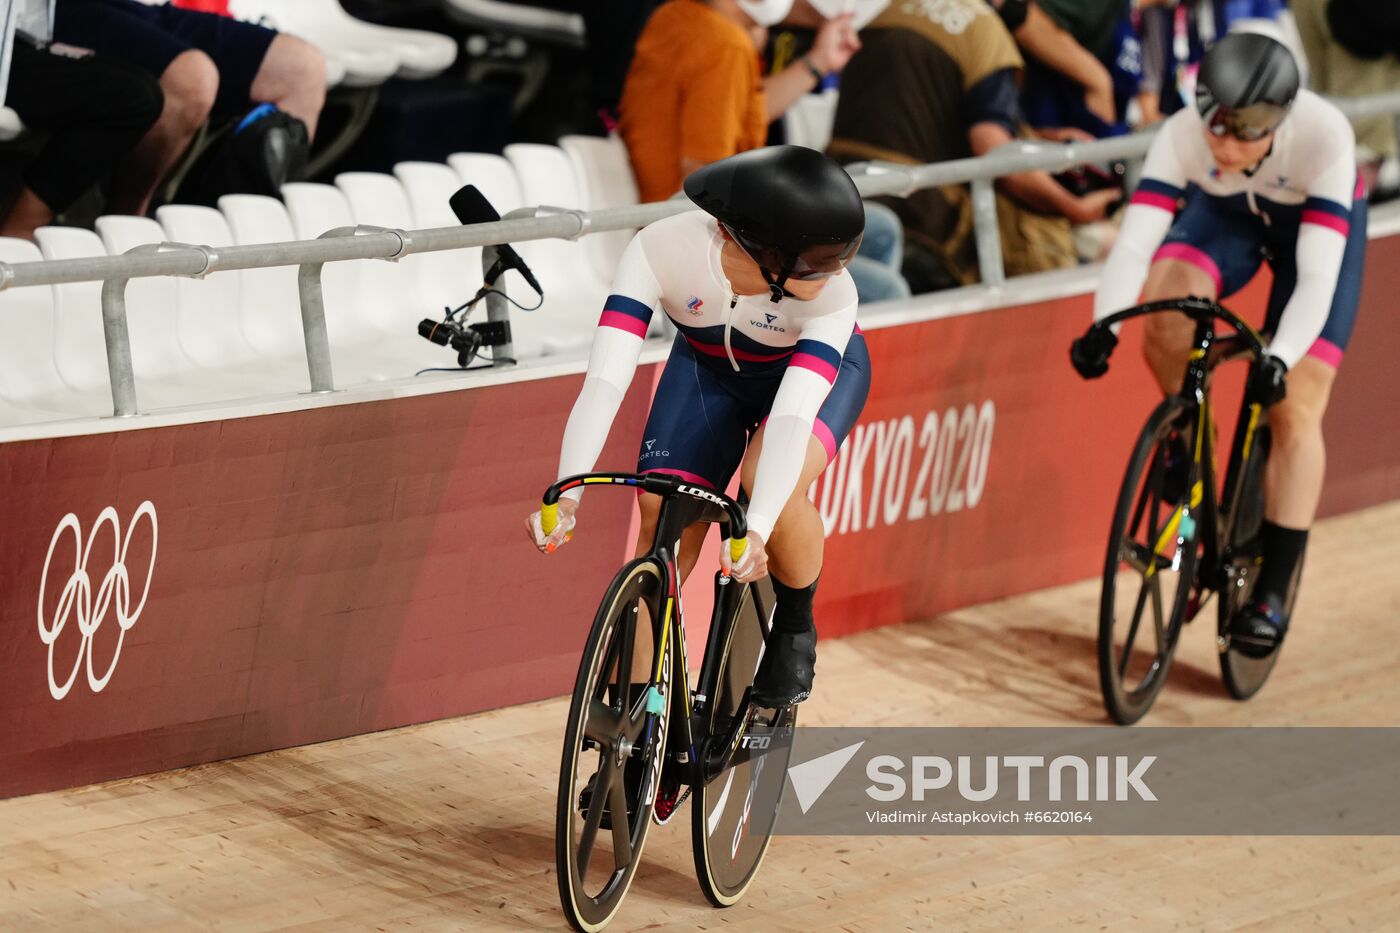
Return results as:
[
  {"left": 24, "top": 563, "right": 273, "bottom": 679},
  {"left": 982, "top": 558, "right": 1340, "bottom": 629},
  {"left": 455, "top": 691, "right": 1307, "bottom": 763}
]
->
[
  {"left": 527, "top": 498, "right": 578, "bottom": 553},
  {"left": 720, "top": 531, "right": 768, "bottom": 583},
  {"left": 1247, "top": 354, "right": 1288, "bottom": 408},
  {"left": 1070, "top": 326, "right": 1118, "bottom": 379}
]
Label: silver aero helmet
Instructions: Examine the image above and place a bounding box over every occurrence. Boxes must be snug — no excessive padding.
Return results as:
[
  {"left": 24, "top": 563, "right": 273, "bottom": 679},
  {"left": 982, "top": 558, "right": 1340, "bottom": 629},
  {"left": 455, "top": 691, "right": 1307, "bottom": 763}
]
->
[
  {"left": 1196, "top": 32, "right": 1301, "bottom": 141},
  {"left": 683, "top": 146, "right": 866, "bottom": 303}
]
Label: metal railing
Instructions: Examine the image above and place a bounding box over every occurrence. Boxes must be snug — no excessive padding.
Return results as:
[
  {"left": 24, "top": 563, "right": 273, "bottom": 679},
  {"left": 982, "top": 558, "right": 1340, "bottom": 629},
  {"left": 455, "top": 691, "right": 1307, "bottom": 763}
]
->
[{"left": 2, "top": 90, "right": 1397, "bottom": 418}]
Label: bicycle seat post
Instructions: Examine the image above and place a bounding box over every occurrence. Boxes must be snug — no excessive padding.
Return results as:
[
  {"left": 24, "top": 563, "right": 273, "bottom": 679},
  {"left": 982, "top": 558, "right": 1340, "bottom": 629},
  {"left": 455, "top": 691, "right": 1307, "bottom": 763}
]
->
[{"left": 651, "top": 493, "right": 706, "bottom": 566}]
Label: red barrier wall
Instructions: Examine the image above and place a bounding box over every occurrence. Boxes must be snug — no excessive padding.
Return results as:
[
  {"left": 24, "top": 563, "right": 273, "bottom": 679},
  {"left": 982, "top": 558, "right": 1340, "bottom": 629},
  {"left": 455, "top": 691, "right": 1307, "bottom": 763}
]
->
[
  {"left": 0, "top": 377, "right": 654, "bottom": 797},
  {"left": 2, "top": 234, "right": 1395, "bottom": 798}
]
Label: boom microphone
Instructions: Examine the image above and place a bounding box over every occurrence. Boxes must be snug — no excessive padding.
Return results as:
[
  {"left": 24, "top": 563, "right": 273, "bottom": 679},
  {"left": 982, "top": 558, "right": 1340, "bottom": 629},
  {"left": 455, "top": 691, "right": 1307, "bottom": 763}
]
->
[{"left": 449, "top": 184, "right": 543, "bottom": 296}]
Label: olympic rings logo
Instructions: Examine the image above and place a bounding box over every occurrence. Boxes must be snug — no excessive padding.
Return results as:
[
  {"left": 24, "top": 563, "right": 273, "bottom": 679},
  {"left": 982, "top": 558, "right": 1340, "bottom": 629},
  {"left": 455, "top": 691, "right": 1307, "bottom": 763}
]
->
[{"left": 36, "top": 501, "right": 158, "bottom": 701}]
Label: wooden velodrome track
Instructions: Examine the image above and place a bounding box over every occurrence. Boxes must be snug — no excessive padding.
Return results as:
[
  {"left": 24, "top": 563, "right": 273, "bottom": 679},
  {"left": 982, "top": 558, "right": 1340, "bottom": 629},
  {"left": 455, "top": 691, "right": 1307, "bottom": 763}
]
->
[{"left": 4, "top": 502, "right": 1399, "bottom": 931}]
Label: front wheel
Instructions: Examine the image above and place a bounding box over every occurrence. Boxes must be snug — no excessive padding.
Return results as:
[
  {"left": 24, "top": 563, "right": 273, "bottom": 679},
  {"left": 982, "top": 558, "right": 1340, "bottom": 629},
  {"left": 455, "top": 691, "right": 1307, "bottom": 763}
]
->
[
  {"left": 556, "top": 558, "right": 671, "bottom": 933},
  {"left": 692, "top": 578, "right": 794, "bottom": 907},
  {"left": 1098, "top": 400, "right": 1201, "bottom": 725}
]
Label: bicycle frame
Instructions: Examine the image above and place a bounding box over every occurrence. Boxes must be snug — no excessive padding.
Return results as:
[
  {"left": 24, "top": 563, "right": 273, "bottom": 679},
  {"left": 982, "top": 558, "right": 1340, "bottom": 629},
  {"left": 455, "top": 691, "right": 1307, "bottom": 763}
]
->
[
  {"left": 542, "top": 472, "right": 773, "bottom": 790},
  {"left": 1092, "top": 298, "right": 1268, "bottom": 613}
]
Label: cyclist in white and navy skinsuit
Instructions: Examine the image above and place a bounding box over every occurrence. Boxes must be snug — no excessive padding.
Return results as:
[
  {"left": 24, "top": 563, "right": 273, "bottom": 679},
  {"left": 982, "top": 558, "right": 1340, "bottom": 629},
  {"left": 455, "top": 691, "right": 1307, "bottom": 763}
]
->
[
  {"left": 1075, "top": 32, "right": 1367, "bottom": 656},
  {"left": 528, "top": 147, "right": 872, "bottom": 708},
  {"left": 1097, "top": 89, "right": 1366, "bottom": 372},
  {"left": 587, "top": 210, "right": 868, "bottom": 507}
]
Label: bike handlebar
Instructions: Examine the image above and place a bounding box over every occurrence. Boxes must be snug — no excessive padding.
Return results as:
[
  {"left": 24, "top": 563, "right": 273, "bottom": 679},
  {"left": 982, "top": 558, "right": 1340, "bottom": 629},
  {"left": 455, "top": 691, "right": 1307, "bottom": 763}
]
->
[
  {"left": 541, "top": 472, "right": 749, "bottom": 554},
  {"left": 1089, "top": 296, "right": 1268, "bottom": 358}
]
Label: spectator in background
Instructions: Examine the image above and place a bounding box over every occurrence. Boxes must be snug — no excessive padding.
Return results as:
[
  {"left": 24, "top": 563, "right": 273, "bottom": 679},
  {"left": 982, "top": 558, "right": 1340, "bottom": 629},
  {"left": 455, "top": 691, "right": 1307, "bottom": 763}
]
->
[
  {"left": 619, "top": 0, "right": 860, "bottom": 203},
  {"left": 617, "top": 0, "right": 910, "bottom": 304},
  {"left": 51, "top": 0, "right": 327, "bottom": 215},
  {"left": 1001, "top": 0, "right": 1116, "bottom": 129},
  {"left": 1023, "top": 0, "right": 1145, "bottom": 133},
  {"left": 0, "top": 1, "right": 163, "bottom": 238},
  {"left": 582, "top": 0, "right": 664, "bottom": 130},
  {"left": 829, "top": 0, "right": 1118, "bottom": 292},
  {"left": 1034, "top": 0, "right": 1128, "bottom": 63},
  {"left": 1295, "top": 0, "right": 1400, "bottom": 196},
  {"left": 1135, "top": 0, "right": 1175, "bottom": 125}
]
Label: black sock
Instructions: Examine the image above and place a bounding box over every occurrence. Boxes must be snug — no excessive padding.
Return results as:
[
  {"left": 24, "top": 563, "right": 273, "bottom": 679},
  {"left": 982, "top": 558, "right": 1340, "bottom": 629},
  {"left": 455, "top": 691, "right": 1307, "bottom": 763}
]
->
[
  {"left": 770, "top": 574, "right": 818, "bottom": 636},
  {"left": 1256, "top": 520, "right": 1308, "bottom": 606}
]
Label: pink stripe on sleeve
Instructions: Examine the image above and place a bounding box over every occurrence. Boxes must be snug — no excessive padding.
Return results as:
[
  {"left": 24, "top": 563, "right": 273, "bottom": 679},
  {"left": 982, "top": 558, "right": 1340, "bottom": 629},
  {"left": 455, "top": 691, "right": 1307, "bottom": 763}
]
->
[
  {"left": 1301, "top": 210, "right": 1350, "bottom": 237},
  {"left": 1153, "top": 243, "right": 1223, "bottom": 294},
  {"left": 1307, "top": 338, "right": 1343, "bottom": 369},
  {"left": 1130, "top": 191, "right": 1180, "bottom": 213},
  {"left": 790, "top": 352, "right": 838, "bottom": 383},
  {"left": 598, "top": 309, "right": 649, "bottom": 337}
]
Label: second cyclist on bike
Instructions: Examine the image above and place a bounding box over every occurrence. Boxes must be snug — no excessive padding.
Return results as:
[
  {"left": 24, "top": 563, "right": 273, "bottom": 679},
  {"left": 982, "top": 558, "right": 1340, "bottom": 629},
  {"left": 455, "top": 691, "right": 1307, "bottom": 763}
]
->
[{"left": 1072, "top": 31, "right": 1368, "bottom": 657}]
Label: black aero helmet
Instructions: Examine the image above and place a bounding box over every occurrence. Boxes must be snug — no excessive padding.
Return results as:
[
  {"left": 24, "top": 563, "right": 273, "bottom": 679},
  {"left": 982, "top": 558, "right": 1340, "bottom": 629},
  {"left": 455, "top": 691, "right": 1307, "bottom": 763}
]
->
[
  {"left": 1196, "top": 32, "right": 1300, "bottom": 141},
  {"left": 684, "top": 146, "right": 865, "bottom": 302}
]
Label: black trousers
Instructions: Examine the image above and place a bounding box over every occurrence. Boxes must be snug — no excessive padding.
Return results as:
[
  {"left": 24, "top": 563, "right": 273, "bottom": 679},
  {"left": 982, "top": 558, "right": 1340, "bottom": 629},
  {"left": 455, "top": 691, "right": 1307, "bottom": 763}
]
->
[{"left": 4, "top": 39, "right": 163, "bottom": 212}]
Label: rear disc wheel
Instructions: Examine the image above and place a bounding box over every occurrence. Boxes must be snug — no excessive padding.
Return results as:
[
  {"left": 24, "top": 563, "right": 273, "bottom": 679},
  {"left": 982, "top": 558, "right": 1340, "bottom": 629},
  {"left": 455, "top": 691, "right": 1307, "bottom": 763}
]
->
[{"left": 693, "top": 579, "right": 795, "bottom": 907}]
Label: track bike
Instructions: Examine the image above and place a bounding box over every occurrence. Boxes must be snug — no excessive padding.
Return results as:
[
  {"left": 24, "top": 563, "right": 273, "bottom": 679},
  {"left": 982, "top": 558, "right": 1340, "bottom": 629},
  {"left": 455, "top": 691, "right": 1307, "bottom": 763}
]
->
[
  {"left": 1079, "top": 297, "right": 1302, "bottom": 725},
  {"left": 541, "top": 472, "right": 796, "bottom": 932}
]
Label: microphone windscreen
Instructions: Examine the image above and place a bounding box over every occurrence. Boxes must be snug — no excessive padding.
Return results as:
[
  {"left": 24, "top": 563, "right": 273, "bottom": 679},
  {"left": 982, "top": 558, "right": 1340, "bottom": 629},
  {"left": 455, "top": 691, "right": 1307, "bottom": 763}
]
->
[{"left": 449, "top": 185, "right": 501, "bottom": 226}]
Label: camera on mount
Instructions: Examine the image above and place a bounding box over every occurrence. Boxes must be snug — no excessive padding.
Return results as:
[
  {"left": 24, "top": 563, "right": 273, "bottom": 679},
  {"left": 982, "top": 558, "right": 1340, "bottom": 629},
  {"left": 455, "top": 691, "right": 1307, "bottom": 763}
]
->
[{"left": 417, "top": 313, "right": 511, "bottom": 368}]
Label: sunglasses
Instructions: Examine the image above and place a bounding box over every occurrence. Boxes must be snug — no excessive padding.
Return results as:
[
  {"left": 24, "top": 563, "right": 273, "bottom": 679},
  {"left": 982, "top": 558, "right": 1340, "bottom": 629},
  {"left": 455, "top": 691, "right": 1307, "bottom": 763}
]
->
[
  {"left": 1204, "top": 102, "right": 1287, "bottom": 142},
  {"left": 724, "top": 223, "right": 863, "bottom": 282}
]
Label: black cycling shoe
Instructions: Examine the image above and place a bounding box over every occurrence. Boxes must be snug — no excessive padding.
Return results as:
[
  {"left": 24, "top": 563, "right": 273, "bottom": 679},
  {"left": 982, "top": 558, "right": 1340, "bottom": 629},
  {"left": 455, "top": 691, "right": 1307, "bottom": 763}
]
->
[
  {"left": 578, "top": 755, "right": 646, "bottom": 831},
  {"left": 1228, "top": 598, "right": 1288, "bottom": 659},
  {"left": 1157, "top": 430, "right": 1190, "bottom": 506},
  {"left": 750, "top": 629, "right": 817, "bottom": 708}
]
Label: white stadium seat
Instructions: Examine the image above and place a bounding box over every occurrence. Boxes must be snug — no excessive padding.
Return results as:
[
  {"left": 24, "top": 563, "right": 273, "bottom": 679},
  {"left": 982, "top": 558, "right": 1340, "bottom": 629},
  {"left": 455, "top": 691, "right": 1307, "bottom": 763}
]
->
[
  {"left": 785, "top": 91, "right": 839, "bottom": 153},
  {"left": 229, "top": 0, "right": 456, "bottom": 81},
  {"left": 560, "top": 133, "right": 639, "bottom": 284},
  {"left": 33, "top": 225, "right": 160, "bottom": 414},
  {"left": 282, "top": 181, "right": 410, "bottom": 377},
  {"left": 443, "top": 0, "right": 585, "bottom": 47},
  {"left": 282, "top": 180, "right": 355, "bottom": 241},
  {"left": 504, "top": 142, "right": 609, "bottom": 355},
  {"left": 227, "top": 0, "right": 399, "bottom": 86},
  {"left": 335, "top": 171, "right": 426, "bottom": 333},
  {"left": 154, "top": 205, "right": 258, "bottom": 370},
  {"left": 0, "top": 106, "right": 25, "bottom": 142},
  {"left": 154, "top": 205, "right": 311, "bottom": 397},
  {"left": 281, "top": 181, "right": 381, "bottom": 350},
  {"left": 393, "top": 161, "right": 486, "bottom": 319},
  {"left": 0, "top": 237, "right": 86, "bottom": 423},
  {"left": 92, "top": 215, "right": 203, "bottom": 386},
  {"left": 324, "top": 54, "right": 348, "bottom": 88},
  {"left": 35, "top": 224, "right": 241, "bottom": 412},
  {"left": 332, "top": 172, "right": 464, "bottom": 379},
  {"left": 447, "top": 152, "right": 524, "bottom": 219},
  {"left": 218, "top": 194, "right": 318, "bottom": 362}
]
